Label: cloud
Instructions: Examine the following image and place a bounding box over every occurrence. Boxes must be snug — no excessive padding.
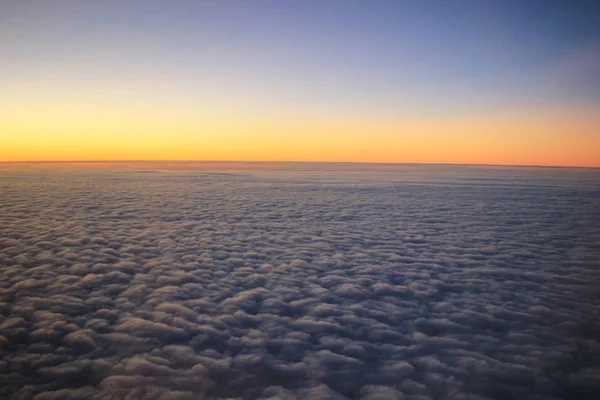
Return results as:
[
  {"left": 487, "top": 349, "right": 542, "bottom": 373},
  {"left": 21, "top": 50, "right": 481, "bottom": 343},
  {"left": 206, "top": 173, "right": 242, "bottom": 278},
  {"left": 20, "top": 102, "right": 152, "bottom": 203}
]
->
[{"left": 0, "top": 164, "right": 599, "bottom": 399}]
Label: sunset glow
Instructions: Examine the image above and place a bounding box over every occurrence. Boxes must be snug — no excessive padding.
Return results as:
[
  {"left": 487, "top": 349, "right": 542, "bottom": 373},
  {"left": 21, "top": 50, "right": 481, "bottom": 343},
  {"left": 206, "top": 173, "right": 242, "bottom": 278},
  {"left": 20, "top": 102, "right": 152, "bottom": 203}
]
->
[{"left": 1, "top": 1, "right": 599, "bottom": 166}]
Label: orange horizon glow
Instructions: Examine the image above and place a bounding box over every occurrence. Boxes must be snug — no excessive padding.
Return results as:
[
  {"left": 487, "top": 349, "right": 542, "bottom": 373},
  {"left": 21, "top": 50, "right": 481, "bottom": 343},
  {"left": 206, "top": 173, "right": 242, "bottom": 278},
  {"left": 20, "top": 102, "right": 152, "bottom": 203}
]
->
[{"left": 2, "top": 103, "right": 599, "bottom": 168}]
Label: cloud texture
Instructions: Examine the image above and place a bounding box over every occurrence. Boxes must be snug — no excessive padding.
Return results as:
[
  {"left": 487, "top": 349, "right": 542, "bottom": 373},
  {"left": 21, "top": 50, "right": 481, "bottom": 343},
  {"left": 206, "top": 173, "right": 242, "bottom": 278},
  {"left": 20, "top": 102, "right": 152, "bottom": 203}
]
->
[{"left": 0, "top": 164, "right": 599, "bottom": 399}]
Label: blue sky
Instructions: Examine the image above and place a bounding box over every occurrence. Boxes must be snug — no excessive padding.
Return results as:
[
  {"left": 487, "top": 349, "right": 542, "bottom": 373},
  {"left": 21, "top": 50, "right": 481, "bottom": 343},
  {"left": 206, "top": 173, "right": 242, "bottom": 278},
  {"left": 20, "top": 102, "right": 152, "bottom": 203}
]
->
[
  {"left": 1, "top": 0, "right": 599, "bottom": 165},
  {"left": 3, "top": 0, "right": 599, "bottom": 116}
]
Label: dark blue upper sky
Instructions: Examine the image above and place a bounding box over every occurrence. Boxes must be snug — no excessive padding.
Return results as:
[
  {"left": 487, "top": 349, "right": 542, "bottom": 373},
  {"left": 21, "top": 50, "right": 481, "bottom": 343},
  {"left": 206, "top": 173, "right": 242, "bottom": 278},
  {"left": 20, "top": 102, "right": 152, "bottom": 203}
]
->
[{"left": 2, "top": 0, "right": 599, "bottom": 118}]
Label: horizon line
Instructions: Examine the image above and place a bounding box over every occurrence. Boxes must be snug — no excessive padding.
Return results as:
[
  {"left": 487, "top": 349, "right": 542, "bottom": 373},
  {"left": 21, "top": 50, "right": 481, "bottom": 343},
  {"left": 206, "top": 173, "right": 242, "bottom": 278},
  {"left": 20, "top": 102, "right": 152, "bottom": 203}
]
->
[{"left": 1, "top": 160, "right": 598, "bottom": 169}]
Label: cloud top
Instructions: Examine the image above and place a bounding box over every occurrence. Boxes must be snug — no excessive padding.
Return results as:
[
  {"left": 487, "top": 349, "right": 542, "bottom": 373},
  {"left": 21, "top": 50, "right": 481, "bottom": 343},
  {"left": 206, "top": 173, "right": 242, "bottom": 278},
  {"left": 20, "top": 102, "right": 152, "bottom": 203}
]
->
[{"left": 1, "top": 164, "right": 599, "bottom": 399}]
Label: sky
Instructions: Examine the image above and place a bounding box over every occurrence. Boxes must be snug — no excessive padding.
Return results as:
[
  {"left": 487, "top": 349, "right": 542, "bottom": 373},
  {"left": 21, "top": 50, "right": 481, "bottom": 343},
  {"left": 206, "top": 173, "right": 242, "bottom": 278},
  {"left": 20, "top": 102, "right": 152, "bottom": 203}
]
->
[{"left": 1, "top": 0, "right": 600, "bottom": 166}]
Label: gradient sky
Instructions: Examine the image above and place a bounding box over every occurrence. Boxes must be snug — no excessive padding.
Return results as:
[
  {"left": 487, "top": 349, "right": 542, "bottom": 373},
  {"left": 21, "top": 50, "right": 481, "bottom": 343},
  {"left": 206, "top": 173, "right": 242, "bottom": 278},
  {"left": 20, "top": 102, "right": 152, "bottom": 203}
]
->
[{"left": 1, "top": 0, "right": 600, "bottom": 166}]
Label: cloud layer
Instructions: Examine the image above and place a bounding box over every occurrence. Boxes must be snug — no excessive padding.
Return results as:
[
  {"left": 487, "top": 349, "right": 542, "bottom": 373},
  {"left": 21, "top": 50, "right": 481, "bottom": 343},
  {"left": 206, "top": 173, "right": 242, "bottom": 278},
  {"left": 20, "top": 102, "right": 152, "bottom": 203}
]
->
[{"left": 1, "top": 165, "right": 599, "bottom": 399}]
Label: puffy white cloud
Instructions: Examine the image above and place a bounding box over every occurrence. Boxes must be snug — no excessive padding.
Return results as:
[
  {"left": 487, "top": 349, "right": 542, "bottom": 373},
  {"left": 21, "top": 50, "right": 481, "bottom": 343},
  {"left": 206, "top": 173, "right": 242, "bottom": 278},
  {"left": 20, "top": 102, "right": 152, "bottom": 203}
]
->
[{"left": 0, "top": 164, "right": 599, "bottom": 399}]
